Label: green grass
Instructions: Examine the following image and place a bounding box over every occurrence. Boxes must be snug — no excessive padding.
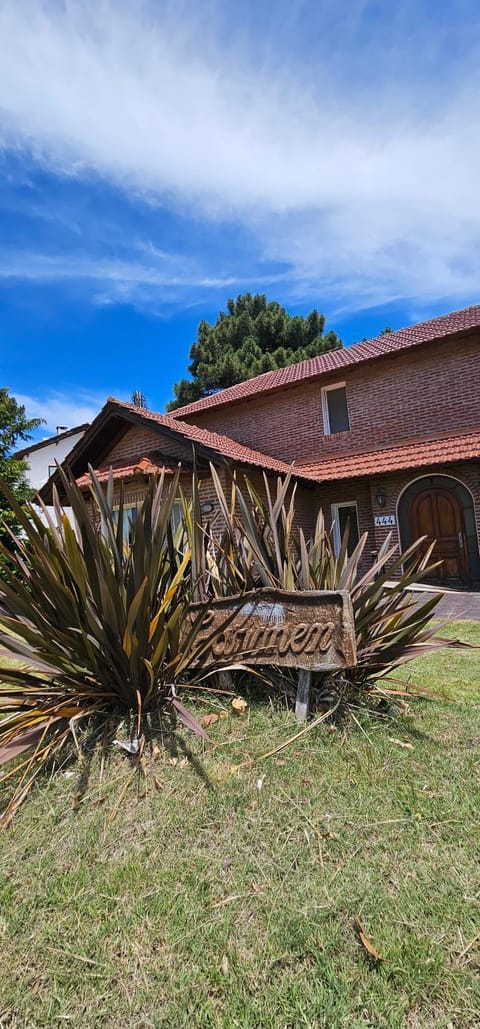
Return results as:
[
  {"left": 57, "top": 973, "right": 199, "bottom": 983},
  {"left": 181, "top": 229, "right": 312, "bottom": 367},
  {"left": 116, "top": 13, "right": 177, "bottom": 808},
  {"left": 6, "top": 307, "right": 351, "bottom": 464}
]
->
[{"left": 1, "top": 622, "right": 479, "bottom": 1028}]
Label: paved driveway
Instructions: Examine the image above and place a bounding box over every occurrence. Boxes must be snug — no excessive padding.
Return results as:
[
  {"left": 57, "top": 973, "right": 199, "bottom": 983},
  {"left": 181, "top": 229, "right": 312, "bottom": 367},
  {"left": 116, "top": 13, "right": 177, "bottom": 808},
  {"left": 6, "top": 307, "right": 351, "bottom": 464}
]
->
[{"left": 407, "top": 587, "right": 480, "bottom": 621}]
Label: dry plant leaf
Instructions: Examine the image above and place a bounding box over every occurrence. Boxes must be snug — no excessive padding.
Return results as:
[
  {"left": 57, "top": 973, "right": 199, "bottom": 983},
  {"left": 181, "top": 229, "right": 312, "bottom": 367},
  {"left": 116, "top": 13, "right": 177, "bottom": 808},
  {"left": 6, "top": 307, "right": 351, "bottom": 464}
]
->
[
  {"left": 231, "top": 697, "right": 248, "bottom": 715},
  {"left": 152, "top": 744, "right": 161, "bottom": 762},
  {"left": 221, "top": 955, "right": 229, "bottom": 974},
  {"left": 179, "top": 758, "right": 189, "bottom": 768},
  {"left": 153, "top": 776, "right": 163, "bottom": 792},
  {"left": 354, "top": 915, "right": 383, "bottom": 962},
  {"left": 275, "top": 759, "right": 286, "bottom": 766},
  {"left": 168, "top": 757, "right": 178, "bottom": 767},
  {"left": 389, "top": 737, "right": 414, "bottom": 750},
  {"left": 201, "top": 713, "right": 220, "bottom": 728}
]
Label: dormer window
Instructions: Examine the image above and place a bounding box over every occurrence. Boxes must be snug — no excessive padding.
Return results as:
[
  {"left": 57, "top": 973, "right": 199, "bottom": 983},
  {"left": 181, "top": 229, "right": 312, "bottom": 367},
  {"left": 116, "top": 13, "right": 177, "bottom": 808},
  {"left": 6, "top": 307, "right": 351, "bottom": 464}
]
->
[{"left": 322, "top": 382, "right": 350, "bottom": 435}]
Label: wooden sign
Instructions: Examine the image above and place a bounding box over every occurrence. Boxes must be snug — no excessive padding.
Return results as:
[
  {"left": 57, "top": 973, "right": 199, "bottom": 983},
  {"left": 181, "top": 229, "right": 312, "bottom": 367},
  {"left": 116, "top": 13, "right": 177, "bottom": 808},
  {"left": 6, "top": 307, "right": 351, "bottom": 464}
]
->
[{"left": 188, "top": 588, "right": 357, "bottom": 672}]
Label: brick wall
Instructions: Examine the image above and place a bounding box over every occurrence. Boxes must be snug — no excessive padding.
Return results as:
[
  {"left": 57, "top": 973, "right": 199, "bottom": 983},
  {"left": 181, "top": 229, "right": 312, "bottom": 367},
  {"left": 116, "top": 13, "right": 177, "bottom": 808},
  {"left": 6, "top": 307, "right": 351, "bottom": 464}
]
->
[
  {"left": 370, "top": 462, "right": 480, "bottom": 566},
  {"left": 103, "top": 426, "right": 319, "bottom": 540},
  {"left": 107, "top": 425, "right": 195, "bottom": 464},
  {"left": 308, "top": 464, "right": 480, "bottom": 581},
  {"left": 310, "top": 479, "right": 375, "bottom": 575},
  {"left": 179, "top": 334, "right": 480, "bottom": 463}
]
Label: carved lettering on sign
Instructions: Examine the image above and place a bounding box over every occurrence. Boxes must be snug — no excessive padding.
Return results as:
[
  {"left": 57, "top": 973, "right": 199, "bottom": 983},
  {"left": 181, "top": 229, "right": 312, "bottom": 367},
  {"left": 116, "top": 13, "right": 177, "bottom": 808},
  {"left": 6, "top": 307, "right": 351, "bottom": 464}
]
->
[{"left": 186, "top": 588, "right": 357, "bottom": 671}]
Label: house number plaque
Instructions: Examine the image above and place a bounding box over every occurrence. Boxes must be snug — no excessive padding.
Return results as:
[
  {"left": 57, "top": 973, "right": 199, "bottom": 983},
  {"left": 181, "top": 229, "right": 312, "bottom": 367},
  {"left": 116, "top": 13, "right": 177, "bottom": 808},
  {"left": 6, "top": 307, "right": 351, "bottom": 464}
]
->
[{"left": 374, "top": 514, "right": 396, "bottom": 527}]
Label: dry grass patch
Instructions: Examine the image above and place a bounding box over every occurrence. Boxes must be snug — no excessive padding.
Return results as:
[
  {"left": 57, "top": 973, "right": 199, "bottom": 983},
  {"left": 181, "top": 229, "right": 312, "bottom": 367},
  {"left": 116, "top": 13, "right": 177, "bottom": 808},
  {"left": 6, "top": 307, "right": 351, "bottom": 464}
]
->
[{"left": 0, "top": 622, "right": 479, "bottom": 1028}]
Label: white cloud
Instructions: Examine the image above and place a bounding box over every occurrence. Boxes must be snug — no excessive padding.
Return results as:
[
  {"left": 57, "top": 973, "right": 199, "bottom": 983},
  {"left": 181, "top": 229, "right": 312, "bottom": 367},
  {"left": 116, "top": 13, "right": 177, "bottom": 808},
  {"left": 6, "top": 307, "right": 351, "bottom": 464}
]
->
[
  {"left": 0, "top": 248, "right": 285, "bottom": 311},
  {"left": 0, "top": 1, "right": 479, "bottom": 309},
  {"left": 15, "top": 389, "right": 108, "bottom": 436}
]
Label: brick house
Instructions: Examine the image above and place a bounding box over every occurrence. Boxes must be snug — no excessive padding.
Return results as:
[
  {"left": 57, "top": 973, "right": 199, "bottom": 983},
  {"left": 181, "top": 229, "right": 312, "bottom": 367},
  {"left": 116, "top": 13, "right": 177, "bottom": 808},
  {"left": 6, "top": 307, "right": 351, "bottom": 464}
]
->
[{"left": 42, "top": 304, "right": 480, "bottom": 589}]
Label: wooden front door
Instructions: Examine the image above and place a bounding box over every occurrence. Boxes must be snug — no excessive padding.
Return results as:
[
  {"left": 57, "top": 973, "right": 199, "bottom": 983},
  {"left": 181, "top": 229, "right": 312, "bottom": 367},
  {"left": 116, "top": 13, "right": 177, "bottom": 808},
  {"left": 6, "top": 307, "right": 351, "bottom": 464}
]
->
[{"left": 409, "top": 486, "right": 468, "bottom": 582}]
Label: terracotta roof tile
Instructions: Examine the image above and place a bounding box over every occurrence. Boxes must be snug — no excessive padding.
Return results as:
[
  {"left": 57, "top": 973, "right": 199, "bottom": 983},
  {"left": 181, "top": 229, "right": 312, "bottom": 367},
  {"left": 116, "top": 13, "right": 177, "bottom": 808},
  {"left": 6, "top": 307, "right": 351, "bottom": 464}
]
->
[
  {"left": 76, "top": 456, "right": 180, "bottom": 488},
  {"left": 171, "top": 303, "right": 480, "bottom": 417},
  {"left": 106, "top": 398, "right": 309, "bottom": 479},
  {"left": 298, "top": 429, "right": 480, "bottom": 482}
]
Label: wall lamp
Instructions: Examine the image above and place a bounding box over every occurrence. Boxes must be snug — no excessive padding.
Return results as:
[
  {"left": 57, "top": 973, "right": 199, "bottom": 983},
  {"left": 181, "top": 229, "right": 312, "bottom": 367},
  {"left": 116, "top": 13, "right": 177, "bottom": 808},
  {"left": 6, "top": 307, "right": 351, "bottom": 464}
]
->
[{"left": 375, "top": 489, "right": 386, "bottom": 508}]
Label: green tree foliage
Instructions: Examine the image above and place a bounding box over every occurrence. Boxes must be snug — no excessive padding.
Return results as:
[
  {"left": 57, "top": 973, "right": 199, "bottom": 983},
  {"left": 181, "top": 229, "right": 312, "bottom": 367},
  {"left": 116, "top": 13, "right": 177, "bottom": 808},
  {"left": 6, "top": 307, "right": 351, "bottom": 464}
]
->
[
  {"left": 167, "top": 293, "right": 342, "bottom": 410},
  {"left": 0, "top": 388, "right": 43, "bottom": 545}
]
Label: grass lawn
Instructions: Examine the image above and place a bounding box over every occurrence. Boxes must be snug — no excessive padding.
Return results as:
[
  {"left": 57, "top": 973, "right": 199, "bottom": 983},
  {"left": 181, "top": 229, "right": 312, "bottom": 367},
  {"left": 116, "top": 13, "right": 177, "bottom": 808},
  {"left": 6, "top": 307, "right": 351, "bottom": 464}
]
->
[{"left": 0, "top": 622, "right": 479, "bottom": 1028}]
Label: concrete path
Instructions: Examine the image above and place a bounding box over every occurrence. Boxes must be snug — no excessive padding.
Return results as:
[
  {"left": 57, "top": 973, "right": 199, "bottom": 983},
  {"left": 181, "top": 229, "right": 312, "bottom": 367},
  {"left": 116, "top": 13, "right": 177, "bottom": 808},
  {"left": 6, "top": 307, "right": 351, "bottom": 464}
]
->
[{"left": 406, "top": 586, "right": 480, "bottom": 622}]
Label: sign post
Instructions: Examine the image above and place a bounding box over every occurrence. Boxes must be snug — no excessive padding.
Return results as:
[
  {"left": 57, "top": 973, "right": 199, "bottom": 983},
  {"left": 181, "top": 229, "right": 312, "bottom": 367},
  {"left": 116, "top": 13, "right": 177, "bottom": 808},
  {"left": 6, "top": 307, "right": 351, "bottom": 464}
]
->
[{"left": 187, "top": 588, "right": 357, "bottom": 721}]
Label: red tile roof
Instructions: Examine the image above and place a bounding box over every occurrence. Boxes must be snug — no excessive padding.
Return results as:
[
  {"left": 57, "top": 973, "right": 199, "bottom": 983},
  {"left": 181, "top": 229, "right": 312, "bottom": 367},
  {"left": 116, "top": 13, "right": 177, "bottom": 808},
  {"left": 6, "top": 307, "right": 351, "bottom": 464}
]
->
[
  {"left": 171, "top": 303, "right": 480, "bottom": 418},
  {"left": 76, "top": 456, "right": 180, "bottom": 488},
  {"left": 105, "top": 398, "right": 309, "bottom": 480},
  {"left": 298, "top": 429, "right": 480, "bottom": 482}
]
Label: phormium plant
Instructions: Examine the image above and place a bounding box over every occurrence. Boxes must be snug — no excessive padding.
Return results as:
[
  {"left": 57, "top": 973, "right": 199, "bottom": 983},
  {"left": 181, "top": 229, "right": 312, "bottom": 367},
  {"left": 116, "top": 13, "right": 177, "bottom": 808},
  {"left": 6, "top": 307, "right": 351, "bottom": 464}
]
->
[
  {"left": 202, "top": 466, "right": 468, "bottom": 715},
  {"left": 0, "top": 467, "right": 231, "bottom": 825}
]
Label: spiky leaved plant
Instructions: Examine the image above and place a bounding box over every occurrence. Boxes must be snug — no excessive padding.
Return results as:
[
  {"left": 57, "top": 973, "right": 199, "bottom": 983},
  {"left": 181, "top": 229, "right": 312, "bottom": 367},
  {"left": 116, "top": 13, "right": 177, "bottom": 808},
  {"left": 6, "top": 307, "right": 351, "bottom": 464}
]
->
[
  {"left": 203, "top": 466, "right": 467, "bottom": 714},
  {"left": 0, "top": 467, "right": 226, "bottom": 825}
]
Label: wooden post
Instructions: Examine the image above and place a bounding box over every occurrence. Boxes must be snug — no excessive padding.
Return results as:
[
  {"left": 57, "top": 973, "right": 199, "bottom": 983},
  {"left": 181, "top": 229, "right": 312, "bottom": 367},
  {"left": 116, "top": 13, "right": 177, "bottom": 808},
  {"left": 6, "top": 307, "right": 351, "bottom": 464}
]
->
[
  {"left": 217, "top": 671, "right": 234, "bottom": 690},
  {"left": 295, "top": 669, "right": 311, "bottom": 723}
]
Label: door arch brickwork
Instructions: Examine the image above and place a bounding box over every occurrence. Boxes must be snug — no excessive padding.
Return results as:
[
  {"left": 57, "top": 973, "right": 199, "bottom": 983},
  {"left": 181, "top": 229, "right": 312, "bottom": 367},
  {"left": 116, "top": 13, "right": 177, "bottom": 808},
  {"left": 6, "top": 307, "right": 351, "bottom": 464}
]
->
[{"left": 397, "top": 474, "right": 480, "bottom": 587}]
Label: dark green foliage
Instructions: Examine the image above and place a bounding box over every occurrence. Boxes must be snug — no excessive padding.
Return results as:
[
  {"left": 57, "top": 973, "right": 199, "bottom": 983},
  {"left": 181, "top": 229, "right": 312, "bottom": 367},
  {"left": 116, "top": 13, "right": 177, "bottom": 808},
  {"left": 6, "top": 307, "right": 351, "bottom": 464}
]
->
[
  {"left": 167, "top": 293, "right": 342, "bottom": 410},
  {"left": 0, "top": 388, "right": 43, "bottom": 546},
  {"left": 361, "top": 324, "right": 395, "bottom": 343}
]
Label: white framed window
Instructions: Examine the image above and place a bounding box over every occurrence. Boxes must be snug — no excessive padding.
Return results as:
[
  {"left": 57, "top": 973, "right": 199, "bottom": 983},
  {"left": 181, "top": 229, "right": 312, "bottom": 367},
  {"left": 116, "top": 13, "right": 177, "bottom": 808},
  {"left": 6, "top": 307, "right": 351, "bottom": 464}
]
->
[
  {"left": 112, "top": 503, "right": 139, "bottom": 542},
  {"left": 111, "top": 500, "right": 183, "bottom": 541},
  {"left": 171, "top": 500, "right": 183, "bottom": 534},
  {"left": 331, "top": 502, "right": 360, "bottom": 556},
  {"left": 322, "top": 382, "right": 350, "bottom": 435}
]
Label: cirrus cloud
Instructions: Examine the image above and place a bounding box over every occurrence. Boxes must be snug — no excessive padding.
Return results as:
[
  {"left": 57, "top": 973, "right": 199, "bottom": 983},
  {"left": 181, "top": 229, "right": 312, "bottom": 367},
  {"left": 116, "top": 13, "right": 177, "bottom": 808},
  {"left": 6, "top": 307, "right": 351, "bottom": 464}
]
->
[{"left": 0, "top": 0, "right": 479, "bottom": 311}]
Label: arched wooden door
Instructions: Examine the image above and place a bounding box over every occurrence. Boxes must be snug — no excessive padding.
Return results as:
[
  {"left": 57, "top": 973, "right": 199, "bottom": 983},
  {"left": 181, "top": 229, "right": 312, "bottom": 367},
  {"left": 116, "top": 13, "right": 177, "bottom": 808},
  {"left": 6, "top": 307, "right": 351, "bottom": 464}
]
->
[{"left": 409, "top": 486, "right": 468, "bottom": 582}]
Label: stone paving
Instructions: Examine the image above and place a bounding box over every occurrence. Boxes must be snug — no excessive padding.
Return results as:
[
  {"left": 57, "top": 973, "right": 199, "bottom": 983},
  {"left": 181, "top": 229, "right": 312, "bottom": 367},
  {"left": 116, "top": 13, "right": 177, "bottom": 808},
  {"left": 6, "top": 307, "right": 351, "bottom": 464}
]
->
[{"left": 408, "top": 587, "right": 480, "bottom": 622}]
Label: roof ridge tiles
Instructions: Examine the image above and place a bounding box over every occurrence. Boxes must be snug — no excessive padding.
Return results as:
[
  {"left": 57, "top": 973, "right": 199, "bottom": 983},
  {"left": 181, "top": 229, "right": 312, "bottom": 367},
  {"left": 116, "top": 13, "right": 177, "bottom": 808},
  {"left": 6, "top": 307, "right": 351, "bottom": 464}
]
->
[
  {"left": 169, "top": 303, "right": 480, "bottom": 418},
  {"left": 105, "top": 397, "right": 306, "bottom": 479}
]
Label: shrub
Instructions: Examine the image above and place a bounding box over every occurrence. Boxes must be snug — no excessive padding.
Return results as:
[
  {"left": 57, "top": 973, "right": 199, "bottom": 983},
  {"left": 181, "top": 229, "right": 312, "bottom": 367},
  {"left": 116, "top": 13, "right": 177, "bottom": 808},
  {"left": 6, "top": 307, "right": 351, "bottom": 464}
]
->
[
  {"left": 0, "top": 468, "right": 224, "bottom": 824},
  {"left": 205, "top": 467, "right": 466, "bottom": 714}
]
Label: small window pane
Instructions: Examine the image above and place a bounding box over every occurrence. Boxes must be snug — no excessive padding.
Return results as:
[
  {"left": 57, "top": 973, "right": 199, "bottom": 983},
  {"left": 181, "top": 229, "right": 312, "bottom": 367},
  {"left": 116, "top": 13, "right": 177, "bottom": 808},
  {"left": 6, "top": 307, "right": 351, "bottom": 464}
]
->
[
  {"left": 171, "top": 501, "right": 183, "bottom": 533},
  {"left": 112, "top": 506, "right": 138, "bottom": 543},
  {"left": 326, "top": 386, "right": 349, "bottom": 433},
  {"left": 338, "top": 505, "right": 359, "bottom": 555}
]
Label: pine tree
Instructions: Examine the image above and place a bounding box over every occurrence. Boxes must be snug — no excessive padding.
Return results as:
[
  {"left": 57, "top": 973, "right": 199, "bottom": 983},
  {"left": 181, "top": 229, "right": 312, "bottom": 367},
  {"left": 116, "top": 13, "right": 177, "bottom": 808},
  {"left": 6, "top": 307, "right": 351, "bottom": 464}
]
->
[{"left": 167, "top": 294, "right": 342, "bottom": 410}]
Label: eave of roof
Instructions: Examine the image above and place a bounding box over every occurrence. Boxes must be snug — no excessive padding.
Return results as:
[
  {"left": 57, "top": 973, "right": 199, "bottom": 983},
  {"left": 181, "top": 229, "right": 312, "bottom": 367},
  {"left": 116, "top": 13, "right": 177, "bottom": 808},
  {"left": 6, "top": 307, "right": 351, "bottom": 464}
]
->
[
  {"left": 100, "top": 398, "right": 311, "bottom": 480},
  {"left": 171, "top": 303, "right": 480, "bottom": 419},
  {"left": 75, "top": 457, "right": 183, "bottom": 488},
  {"left": 39, "top": 398, "right": 314, "bottom": 502},
  {"left": 298, "top": 429, "right": 480, "bottom": 483},
  {"left": 14, "top": 423, "right": 90, "bottom": 459}
]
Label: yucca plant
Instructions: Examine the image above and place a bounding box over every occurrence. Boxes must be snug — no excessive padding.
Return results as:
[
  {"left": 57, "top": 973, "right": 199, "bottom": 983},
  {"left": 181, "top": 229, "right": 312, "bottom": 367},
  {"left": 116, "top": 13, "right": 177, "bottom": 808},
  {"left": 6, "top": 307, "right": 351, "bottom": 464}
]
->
[
  {"left": 203, "top": 466, "right": 467, "bottom": 715},
  {"left": 0, "top": 467, "right": 229, "bottom": 825}
]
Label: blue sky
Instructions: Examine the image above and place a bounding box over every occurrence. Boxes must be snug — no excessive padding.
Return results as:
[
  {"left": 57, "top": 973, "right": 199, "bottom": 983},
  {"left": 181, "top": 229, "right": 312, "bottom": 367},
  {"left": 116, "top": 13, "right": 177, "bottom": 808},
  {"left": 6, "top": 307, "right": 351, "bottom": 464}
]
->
[{"left": 1, "top": 0, "right": 479, "bottom": 440}]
